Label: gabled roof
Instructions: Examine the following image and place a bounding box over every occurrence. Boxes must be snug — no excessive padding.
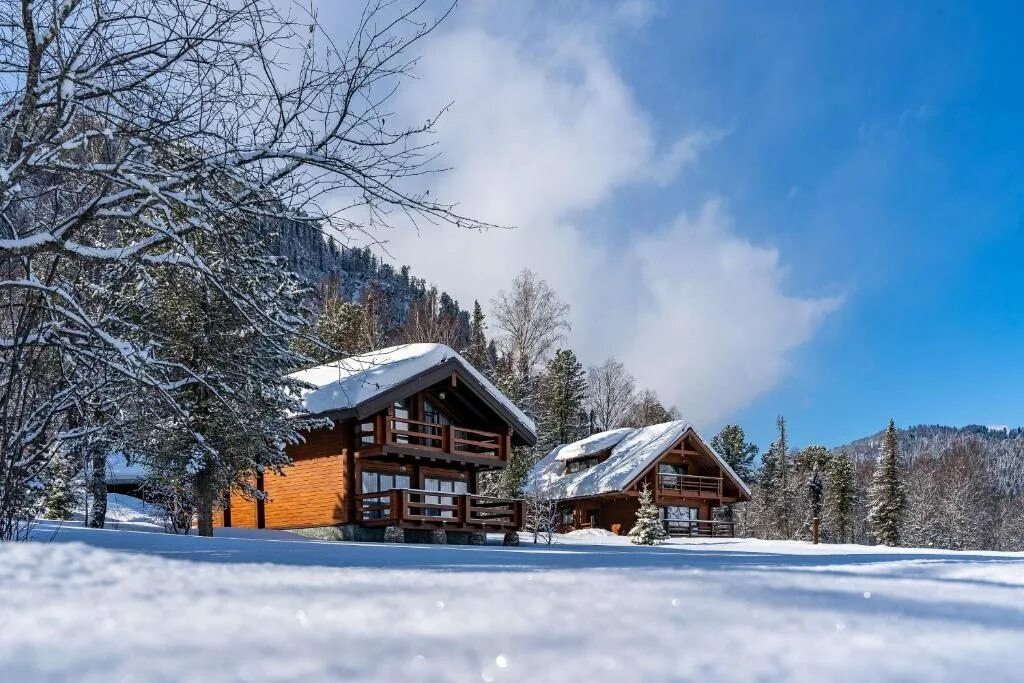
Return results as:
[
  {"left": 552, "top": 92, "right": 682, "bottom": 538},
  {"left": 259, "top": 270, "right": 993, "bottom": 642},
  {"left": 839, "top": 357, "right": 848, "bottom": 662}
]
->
[
  {"left": 289, "top": 343, "right": 537, "bottom": 445},
  {"left": 527, "top": 420, "right": 752, "bottom": 500}
]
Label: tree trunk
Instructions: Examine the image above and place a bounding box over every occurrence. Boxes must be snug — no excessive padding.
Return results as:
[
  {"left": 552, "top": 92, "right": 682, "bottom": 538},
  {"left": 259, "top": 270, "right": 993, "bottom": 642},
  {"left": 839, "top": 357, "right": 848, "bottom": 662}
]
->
[
  {"left": 88, "top": 448, "right": 107, "bottom": 528},
  {"left": 195, "top": 468, "right": 215, "bottom": 537}
]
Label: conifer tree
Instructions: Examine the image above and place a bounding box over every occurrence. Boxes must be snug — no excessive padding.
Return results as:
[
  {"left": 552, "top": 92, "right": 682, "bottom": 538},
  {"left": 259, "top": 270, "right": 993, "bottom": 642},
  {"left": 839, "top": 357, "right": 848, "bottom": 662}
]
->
[
  {"left": 868, "top": 419, "right": 907, "bottom": 546},
  {"left": 796, "top": 445, "right": 829, "bottom": 540},
  {"left": 42, "top": 448, "right": 80, "bottom": 521},
  {"left": 465, "top": 300, "right": 488, "bottom": 370},
  {"left": 770, "top": 416, "right": 795, "bottom": 539},
  {"left": 537, "top": 349, "right": 588, "bottom": 448},
  {"left": 134, "top": 222, "right": 329, "bottom": 536},
  {"left": 711, "top": 425, "right": 759, "bottom": 482},
  {"left": 629, "top": 482, "right": 667, "bottom": 545},
  {"left": 825, "top": 450, "right": 856, "bottom": 543}
]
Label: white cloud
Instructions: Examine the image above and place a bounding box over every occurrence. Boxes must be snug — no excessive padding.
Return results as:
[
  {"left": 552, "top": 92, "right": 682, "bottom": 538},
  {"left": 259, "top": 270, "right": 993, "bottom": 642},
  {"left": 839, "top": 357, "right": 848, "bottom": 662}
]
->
[{"left": 326, "top": 10, "right": 840, "bottom": 427}]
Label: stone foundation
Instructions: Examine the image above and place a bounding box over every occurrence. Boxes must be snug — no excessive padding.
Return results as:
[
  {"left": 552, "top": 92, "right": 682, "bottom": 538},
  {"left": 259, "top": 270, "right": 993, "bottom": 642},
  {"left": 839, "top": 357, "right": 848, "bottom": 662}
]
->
[{"left": 383, "top": 526, "right": 405, "bottom": 543}]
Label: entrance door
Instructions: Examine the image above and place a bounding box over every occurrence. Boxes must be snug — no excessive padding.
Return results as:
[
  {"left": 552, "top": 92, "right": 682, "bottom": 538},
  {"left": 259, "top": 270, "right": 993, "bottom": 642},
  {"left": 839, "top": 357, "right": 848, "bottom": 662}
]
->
[
  {"left": 423, "top": 476, "right": 468, "bottom": 518},
  {"left": 422, "top": 398, "right": 451, "bottom": 449}
]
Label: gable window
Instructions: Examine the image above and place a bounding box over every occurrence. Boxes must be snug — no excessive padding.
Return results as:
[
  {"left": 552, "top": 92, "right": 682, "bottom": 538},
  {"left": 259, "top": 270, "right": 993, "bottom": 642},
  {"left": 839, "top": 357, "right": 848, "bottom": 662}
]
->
[
  {"left": 422, "top": 398, "right": 451, "bottom": 448},
  {"left": 392, "top": 399, "right": 411, "bottom": 444}
]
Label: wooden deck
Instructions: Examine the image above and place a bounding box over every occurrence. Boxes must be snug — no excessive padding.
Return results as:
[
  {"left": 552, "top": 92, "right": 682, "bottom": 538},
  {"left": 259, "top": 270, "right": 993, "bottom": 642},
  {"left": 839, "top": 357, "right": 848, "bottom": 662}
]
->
[
  {"left": 663, "top": 519, "right": 736, "bottom": 537},
  {"left": 358, "top": 415, "right": 510, "bottom": 466},
  {"left": 355, "top": 488, "right": 522, "bottom": 532},
  {"left": 657, "top": 473, "right": 724, "bottom": 498}
]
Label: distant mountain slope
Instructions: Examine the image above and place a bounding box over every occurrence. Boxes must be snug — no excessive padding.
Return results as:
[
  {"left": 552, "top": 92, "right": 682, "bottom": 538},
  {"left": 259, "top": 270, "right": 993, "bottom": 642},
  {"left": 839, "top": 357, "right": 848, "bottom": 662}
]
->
[
  {"left": 835, "top": 423, "right": 1023, "bottom": 463},
  {"left": 272, "top": 219, "right": 470, "bottom": 342}
]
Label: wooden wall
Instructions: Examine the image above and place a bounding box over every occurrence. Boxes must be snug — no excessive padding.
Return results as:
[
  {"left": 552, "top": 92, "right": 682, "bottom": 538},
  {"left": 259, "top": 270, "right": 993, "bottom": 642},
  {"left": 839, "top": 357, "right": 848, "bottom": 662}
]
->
[{"left": 219, "top": 421, "right": 350, "bottom": 530}]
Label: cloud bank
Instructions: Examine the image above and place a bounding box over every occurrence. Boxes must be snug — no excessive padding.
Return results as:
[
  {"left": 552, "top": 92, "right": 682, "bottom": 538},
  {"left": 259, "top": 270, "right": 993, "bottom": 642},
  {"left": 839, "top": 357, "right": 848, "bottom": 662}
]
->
[{"left": 327, "top": 6, "right": 841, "bottom": 426}]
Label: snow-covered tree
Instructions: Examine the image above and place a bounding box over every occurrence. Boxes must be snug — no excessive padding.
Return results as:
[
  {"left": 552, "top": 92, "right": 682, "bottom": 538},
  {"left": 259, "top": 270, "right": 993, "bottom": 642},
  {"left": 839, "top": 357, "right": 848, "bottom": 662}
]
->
[
  {"left": 0, "top": 0, "right": 485, "bottom": 539},
  {"left": 711, "top": 425, "right": 759, "bottom": 483},
  {"left": 868, "top": 420, "right": 907, "bottom": 546},
  {"left": 629, "top": 483, "right": 667, "bottom": 545},
  {"left": 824, "top": 450, "right": 855, "bottom": 543},
  {"left": 523, "top": 486, "right": 557, "bottom": 545},
  {"left": 42, "top": 447, "right": 80, "bottom": 521},
  {"left": 537, "top": 349, "right": 588, "bottom": 448},
  {"left": 796, "top": 446, "right": 829, "bottom": 541},
  {"left": 587, "top": 358, "right": 636, "bottom": 431}
]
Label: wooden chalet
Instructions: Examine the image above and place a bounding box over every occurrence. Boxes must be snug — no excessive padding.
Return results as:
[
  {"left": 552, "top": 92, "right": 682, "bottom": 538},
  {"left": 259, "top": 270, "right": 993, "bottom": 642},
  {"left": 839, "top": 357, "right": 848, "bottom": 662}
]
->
[
  {"left": 217, "top": 344, "right": 536, "bottom": 540},
  {"left": 527, "top": 421, "right": 751, "bottom": 537}
]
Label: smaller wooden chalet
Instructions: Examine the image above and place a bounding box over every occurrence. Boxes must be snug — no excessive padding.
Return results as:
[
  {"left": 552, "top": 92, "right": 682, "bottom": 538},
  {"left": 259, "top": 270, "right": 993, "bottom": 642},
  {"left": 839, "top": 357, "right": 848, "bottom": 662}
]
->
[
  {"left": 218, "top": 343, "right": 536, "bottom": 539},
  {"left": 527, "top": 421, "right": 751, "bottom": 537}
]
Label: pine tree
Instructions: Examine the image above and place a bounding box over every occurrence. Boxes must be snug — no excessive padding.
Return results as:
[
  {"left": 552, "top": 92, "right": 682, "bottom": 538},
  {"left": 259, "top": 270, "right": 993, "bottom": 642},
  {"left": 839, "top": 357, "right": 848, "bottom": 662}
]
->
[
  {"left": 133, "top": 221, "right": 329, "bottom": 536},
  {"left": 42, "top": 447, "right": 80, "bottom": 520},
  {"left": 711, "top": 424, "right": 759, "bottom": 482},
  {"left": 868, "top": 419, "right": 907, "bottom": 546},
  {"left": 629, "top": 482, "right": 667, "bottom": 545},
  {"left": 825, "top": 450, "right": 855, "bottom": 543},
  {"left": 465, "top": 300, "right": 488, "bottom": 370},
  {"left": 796, "top": 445, "right": 829, "bottom": 540},
  {"left": 771, "top": 416, "right": 795, "bottom": 539},
  {"left": 537, "top": 349, "right": 588, "bottom": 448}
]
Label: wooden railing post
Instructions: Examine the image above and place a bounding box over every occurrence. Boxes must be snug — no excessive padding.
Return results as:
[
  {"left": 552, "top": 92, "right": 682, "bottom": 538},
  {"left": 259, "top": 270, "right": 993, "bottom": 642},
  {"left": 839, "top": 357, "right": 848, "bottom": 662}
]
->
[{"left": 443, "top": 424, "right": 452, "bottom": 453}]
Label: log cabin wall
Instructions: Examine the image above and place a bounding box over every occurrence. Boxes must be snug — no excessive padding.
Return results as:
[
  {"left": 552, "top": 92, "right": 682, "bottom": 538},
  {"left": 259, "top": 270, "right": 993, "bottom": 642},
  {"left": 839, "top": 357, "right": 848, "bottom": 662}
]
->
[{"left": 218, "top": 420, "right": 352, "bottom": 530}]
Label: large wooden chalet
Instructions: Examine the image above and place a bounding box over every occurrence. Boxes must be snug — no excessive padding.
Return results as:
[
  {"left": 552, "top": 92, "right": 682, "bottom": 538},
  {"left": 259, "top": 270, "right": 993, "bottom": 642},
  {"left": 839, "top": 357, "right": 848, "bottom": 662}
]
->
[
  {"left": 527, "top": 422, "right": 751, "bottom": 537},
  {"left": 218, "top": 343, "right": 536, "bottom": 541}
]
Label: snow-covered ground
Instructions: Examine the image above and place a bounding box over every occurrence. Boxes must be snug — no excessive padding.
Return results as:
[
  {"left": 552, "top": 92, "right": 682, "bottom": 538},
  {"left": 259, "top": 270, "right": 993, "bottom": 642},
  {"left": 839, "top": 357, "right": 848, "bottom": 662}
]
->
[{"left": 4, "top": 521, "right": 1024, "bottom": 682}]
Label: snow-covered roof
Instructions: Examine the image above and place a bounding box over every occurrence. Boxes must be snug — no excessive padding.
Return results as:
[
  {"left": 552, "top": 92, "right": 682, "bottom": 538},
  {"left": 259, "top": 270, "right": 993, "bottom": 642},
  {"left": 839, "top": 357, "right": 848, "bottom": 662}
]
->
[
  {"left": 289, "top": 343, "right": 536, "bottom": 438},
  {"left": 552, "top": 428, "right": 633, "bottom": 462},
  {"left": 105, "top": 453, "right": 147, "bottom": 486},
  {"left": 527, "top": 420, "right": 752, "bottom": 500}
]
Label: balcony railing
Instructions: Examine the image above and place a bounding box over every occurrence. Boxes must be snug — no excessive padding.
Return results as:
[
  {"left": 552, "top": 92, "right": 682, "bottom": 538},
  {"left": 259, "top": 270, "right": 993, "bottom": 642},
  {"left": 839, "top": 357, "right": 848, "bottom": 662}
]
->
[
  {"left": 663, "top": 519, "right": 736, "bottom": 538},
  {"left": 355, "top": 488, "right": 522, "bottom": 531},
  {"left": 657, "top": 473, "right": 723, "bottom": 497},
  {"left": 360, "top": 416, "right": 508, "bottom": 462}
]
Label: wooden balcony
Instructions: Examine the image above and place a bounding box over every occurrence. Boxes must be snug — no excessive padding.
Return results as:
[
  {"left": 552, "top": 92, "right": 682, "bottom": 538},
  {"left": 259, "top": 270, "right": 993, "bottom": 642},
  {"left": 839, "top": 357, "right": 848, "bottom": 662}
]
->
[
  {"left": 358, "top": 416, "right": 510, "bottom": 466},
  {"left": 663, "top": 519, "right": 736, "bottom": 538},
  {"left": 657, "top": 473, "right": 723, "bottom": 498},
  {"left": 355, "top": 488, "right": 522, "bottom": 532}
]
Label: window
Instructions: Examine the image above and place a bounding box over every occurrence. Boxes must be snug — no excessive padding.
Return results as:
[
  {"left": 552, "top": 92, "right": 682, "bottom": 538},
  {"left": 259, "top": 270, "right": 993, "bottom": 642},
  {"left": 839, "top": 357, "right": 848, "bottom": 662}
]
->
[
  {"left": 560, "top": 508, "right": 574, "bottom": 529},
  {"left": 661, "top": 505, "right": 699, "bottom": 521},
  {"left": 360, "top": 469, "right": 411, "bottom": 519},
  {"left": 423, "top": 476, "right": 467, "bottom": 518},
  {"left": 586, "top": 509, "right": 599, "bottom": 528},
  {"left": 659, "top": 463, "right": 688, "bottom": 476},
  {"left": 392, "top": 399, "right": 410, "bottom": 444},
  {"left": 566, "top": 456, "right": 600, "bottom": 474},
  {"left": 422, "top": 398, "right": 451, "bottom": 448}
]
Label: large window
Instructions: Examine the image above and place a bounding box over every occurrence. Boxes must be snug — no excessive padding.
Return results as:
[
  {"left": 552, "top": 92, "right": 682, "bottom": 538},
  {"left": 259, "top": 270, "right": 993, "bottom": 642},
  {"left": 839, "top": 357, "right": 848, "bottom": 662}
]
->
[
  {"left": 659, "top": 463, "right": 688, "bottom": 476},
  {"left": 360, "top": 469, "right": 411, "bottom": 519},
  {"left": 423, "top": 476, "right": 467, "bottom": 518},
  {"left": 422, "top": 398, "right": 451, "bottom": 447}
]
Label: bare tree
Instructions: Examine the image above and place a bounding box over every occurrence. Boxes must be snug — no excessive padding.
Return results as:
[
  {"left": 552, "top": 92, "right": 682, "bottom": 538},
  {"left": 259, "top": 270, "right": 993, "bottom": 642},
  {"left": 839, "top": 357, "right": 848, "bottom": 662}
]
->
[
  {"left": 492, "top": 269, "right": 570, "bottom": 383},
  {"left": 586, "top": 357, "right": 635, "bottom": 431},
  {"left": 523, "top": 486, "right": 557, "bottom": 545},
  {"left": 0, "top": 0, "right": 490, "bottom": 539}
]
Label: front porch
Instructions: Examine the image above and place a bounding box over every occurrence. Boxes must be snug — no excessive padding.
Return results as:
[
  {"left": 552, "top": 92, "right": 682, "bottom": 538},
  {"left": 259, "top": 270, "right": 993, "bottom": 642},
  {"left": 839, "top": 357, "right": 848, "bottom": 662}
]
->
[{"left": 355, "top": 488, "right": 523, "bottom": 533}]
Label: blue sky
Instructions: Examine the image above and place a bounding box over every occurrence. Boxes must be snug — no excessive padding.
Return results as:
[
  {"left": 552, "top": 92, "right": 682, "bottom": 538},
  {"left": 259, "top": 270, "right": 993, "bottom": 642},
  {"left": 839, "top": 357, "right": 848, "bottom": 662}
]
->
[
  {"left": 601, "top": 1, "right": 1024, "bottom": 447},
  {"left": 320, "top": 1, "right": 1024, "bottom": 450}
]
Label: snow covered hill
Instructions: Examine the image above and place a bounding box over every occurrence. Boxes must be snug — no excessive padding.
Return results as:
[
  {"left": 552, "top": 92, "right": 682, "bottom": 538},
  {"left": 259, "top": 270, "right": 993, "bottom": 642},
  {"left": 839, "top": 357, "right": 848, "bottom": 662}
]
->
[{"left": 3, "top": 526, "right": 1023, "bottom": 682}]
